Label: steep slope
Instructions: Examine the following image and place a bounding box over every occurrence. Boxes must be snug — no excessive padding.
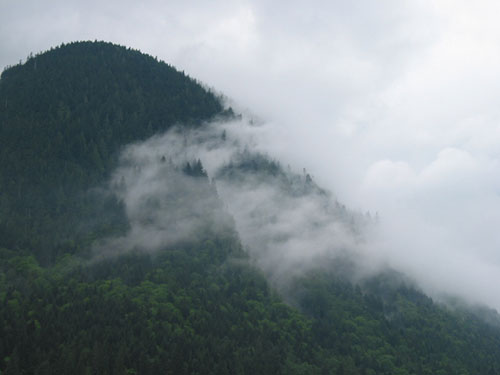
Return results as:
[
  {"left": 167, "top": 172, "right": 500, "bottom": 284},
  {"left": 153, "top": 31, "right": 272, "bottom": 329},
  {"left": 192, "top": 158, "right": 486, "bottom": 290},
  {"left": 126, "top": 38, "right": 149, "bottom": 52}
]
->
[{"left": 2, "top": 41, "right": 500, "bottom": 375}]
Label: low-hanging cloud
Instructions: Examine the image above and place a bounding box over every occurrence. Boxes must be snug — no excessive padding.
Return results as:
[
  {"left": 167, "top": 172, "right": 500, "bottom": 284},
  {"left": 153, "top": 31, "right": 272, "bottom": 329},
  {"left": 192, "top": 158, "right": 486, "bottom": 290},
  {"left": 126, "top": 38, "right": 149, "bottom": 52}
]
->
[
  {"left": 99, "top": 116, "right": 500, "bottom": 312},
  {"left": 92, "top": 126, "right": 236, "bottom": 258},
  {"left": 4, "top": 1, "right": 500, "bottom": 310},
  {"left": 94, "top": 120, "right": 381, "bottom": 289}
]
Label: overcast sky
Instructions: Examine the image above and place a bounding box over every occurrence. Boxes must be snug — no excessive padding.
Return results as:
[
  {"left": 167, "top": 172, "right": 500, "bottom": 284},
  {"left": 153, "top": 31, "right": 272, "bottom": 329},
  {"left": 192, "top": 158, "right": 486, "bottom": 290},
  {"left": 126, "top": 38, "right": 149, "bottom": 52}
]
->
[{"left": 2, "top": 0, "right": 500, "bottom": 310}]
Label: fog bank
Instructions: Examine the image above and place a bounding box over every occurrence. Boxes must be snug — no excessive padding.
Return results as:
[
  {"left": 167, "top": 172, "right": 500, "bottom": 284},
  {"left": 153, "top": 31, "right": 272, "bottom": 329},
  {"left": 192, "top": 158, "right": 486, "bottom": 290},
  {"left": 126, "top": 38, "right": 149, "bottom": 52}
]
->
[{"left": 105, "top": 118, "right": 500, "bottom": 311}]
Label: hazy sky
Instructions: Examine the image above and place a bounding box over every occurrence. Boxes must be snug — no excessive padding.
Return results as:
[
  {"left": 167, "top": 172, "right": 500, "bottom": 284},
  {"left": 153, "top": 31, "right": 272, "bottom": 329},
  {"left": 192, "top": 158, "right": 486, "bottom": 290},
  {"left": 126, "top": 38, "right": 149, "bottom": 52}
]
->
[{"left": 3, "top": 0, "right": 500, "bottom": 309}]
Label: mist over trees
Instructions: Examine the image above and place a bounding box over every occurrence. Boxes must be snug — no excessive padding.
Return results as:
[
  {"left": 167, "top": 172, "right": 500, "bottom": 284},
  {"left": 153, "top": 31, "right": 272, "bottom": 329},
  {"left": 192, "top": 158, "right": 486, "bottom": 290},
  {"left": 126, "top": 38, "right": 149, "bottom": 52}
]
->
[{"left": 1, "top": 41, "right": 500, "bottom": 374}]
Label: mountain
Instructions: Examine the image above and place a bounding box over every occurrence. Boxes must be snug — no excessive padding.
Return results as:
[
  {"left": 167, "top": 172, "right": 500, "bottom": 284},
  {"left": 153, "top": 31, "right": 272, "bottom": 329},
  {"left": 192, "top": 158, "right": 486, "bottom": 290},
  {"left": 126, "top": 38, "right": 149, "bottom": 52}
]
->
[
  {"left": 1, "top": 41, "right": 500, "bottom": 375},
  {"left": 0, "top": 41, "right": 228, "bottom": 263}
]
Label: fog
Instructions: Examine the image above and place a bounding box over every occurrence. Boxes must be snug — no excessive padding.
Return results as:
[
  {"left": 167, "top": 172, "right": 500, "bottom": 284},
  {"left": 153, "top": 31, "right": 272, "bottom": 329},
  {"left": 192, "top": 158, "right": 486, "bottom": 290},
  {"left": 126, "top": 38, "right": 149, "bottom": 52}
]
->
[
  {"left": 97, "top": 122, "right": 379, "bottom": 286},
  {"left": 107, "top": 119, "right": 500, "bottom": 311},
  {"left": 92, "top": 126, "right": 234, "bottom": 258},
  {"left": 3, "top": 1, "right": 500, "bottom": 310}
]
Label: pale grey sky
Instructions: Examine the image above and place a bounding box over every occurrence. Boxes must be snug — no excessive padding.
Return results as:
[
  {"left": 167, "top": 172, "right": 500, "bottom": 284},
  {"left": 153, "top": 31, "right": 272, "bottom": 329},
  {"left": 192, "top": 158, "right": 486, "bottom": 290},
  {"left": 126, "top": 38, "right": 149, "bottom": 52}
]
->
[{"left": 3, "top": 0, "right": 500, "bottom": 309}]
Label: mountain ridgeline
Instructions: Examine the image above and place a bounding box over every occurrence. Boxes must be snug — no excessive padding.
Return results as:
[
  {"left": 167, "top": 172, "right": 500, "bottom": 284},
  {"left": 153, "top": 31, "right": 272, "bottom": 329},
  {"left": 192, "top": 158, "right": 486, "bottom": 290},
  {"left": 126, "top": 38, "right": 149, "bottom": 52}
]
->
[{"left": 1, "top": 41, "right": 500, "bottom": 374}]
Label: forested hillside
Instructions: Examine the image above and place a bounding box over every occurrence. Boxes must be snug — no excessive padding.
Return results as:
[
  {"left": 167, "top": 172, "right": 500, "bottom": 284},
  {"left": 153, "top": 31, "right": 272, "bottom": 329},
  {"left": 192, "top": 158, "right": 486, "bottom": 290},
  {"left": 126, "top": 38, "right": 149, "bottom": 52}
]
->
[{"left": 1, "top": 41, "right": 500, "bottom": 375}]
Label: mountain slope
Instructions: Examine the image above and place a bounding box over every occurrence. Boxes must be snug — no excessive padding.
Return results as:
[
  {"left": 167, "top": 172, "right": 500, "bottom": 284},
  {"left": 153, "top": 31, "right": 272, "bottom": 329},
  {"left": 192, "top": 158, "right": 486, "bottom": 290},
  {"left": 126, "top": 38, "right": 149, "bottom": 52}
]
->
[{"left": 1, "top": 41, "right": 500, "bottom": 375}]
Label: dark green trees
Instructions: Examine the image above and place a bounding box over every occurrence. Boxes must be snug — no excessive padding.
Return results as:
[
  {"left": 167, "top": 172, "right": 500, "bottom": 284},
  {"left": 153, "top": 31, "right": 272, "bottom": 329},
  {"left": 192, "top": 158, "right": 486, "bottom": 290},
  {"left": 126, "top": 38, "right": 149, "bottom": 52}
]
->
[{"left": 0, "top": 41, "right": 224, "bottom": 262}]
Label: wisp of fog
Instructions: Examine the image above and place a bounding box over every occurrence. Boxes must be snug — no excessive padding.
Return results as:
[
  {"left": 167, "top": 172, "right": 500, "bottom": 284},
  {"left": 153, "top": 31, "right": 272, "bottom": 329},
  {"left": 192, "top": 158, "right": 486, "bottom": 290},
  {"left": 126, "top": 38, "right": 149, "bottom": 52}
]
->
[{"left": 96, "top": 120, "right": 375, "bottom": 280}]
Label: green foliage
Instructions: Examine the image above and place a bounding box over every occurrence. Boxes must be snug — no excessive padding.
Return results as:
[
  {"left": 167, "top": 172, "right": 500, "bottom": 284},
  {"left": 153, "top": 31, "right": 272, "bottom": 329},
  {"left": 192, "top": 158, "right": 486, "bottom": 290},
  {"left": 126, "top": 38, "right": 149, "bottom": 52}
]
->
[
  {"left": 290, "top": 268, "right": 500, "bottom": 374},
  {"left": 0, "top": 235, "right": 319, "bottom": 375},
  {"left": 3, "top": 244, "right": 500, "bottom": 374}
]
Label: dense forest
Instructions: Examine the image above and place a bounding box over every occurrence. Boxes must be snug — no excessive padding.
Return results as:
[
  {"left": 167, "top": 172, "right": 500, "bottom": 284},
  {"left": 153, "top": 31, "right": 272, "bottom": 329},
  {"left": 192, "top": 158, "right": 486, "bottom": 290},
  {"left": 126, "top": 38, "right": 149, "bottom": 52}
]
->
[{"left": 1, "top": 41, "right": 500, "bottom": 374}]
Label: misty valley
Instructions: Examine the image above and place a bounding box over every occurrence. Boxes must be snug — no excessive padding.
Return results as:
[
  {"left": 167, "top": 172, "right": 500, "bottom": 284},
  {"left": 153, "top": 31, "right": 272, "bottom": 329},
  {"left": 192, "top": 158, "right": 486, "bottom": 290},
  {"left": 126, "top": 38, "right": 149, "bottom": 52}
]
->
[{"left": 1, "top": 41, "right": 500, "bottom": 374}]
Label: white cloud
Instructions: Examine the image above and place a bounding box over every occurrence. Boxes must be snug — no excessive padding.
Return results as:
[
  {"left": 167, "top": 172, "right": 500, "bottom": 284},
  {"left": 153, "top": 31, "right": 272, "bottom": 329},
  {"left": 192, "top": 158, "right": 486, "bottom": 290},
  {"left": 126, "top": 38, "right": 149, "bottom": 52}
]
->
[{"left": 364, "top": 160, "right": 416, "bottom": 191}]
